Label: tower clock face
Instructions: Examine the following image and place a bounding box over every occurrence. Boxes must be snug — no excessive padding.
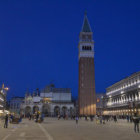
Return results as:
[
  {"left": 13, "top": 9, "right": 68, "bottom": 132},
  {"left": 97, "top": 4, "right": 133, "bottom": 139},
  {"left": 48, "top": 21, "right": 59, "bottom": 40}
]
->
[{"left": 85, "top": 35, "right": 88, "bottom": 39}]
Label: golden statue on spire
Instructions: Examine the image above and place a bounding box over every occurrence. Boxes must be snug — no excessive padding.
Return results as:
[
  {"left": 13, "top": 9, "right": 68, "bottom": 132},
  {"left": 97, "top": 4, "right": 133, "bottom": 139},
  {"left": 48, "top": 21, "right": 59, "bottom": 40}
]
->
[{"left": 2, "top": 83, "right": 4, "bottom": 89}]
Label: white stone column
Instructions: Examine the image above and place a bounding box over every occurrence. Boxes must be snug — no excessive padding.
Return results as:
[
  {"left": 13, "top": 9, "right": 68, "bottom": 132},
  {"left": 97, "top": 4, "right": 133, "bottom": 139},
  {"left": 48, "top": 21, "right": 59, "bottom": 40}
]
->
[
  {"left": 118, "top": 98, "right": 120, "bottom": 104},
  {"left": 139, "top": 91, "right": 140, "bottom": 100},
  {"left": 120, "top": 97, "right": 122, "bottom": 104},
  {"left": 129, "top": 95, "right": 131, "bottom": 101},
  {"left": 124, "top": 97, "right": 126, "bottom": 102},
  {"left": 135, "top": 93, "right": 138, "bottom": 101},
  {"left": 127, "top": 96, "right": 129, "bottom": 102},
  {"left": 132, "top": 95, "right": 134, "bottom": 101}
]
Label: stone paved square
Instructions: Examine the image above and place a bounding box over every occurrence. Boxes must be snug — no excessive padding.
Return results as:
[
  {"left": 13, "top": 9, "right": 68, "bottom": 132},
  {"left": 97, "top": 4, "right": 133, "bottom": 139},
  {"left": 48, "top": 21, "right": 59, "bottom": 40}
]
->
[{"left": 0, "top": 118, "right": 140, "bottom": 140}]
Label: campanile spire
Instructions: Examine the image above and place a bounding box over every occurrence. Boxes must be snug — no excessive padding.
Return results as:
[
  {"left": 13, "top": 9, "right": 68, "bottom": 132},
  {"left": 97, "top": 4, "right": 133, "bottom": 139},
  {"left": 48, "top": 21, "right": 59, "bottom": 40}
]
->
[{"left": 81, "top": 12, "right": 92, "bottom": 32}]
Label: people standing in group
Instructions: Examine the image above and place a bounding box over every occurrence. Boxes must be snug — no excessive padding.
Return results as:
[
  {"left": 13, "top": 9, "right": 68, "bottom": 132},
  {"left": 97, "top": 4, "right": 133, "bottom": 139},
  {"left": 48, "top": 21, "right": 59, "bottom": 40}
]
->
[
  {"left": 133, "top": 113, "right": 139, "bottom": 133},
  {"left": 4, "top": 114, "right": 9, "bottom": 128}
]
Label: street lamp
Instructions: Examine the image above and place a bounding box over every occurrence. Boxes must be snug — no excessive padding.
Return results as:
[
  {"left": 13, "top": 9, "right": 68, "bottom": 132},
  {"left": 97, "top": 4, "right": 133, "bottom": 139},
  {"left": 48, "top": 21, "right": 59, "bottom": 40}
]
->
[{"left": 1, "top": 84, "right": 9, "bottom": 113}]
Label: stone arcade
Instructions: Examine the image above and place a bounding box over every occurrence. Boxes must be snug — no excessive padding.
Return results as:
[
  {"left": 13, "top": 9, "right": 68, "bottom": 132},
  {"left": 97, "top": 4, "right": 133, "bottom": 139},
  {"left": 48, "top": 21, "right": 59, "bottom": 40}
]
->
[{"left": 103, "top": 71, "right": 140, "bottom": 115}]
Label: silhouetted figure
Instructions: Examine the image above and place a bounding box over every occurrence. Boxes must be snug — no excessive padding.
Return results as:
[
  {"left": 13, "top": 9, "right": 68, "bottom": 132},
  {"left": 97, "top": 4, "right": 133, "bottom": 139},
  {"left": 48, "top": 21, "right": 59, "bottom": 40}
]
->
[
  {"left": 102, "top": 116, "right": 105, "bottom": 124},
  {"left": 90, "top": 116, "right": 93, "bottom": 121},
  {"left": 4, "top": 114, "right": 8, "bottom": 128},
  {"left": 36, "top": 112, "right": 39, "bottom": 122},
  {"left": 99, "top": 116, "right": 103, "bottom": 124},
  {"left": 114, "top": 116, "right": 117, "bottom": 123},
  {"left": 29, "top": 113, "right": 32, "bottom": 120},
  {"left": 130, "top": 116, "right": 133, "bottom": 123},
  {"left": 58, "top": 114, "right": 60, "bottom": 120},
  {"left": 41, "top": 113, "right": 44, "bottom": 122},
  {"left": 75, "top": 116, "right": 79, "bottom": 124},
  {"left": 126, "top": 115, "right": 130, "bottom": 122},
  {"left": 85, "top": 115, "right": 88, "bottom": 121},
  {"left": 133, "top": 113, "right": 139, "bottom": 133}
]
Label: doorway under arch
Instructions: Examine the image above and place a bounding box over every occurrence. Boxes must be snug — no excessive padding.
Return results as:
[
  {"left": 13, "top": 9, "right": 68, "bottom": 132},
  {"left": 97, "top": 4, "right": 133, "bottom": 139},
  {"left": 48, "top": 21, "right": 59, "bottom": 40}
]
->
[
  {"left": 54, "top": 106, "right": 60, "bottom": 116},
  {"left": 33, "top": 106, "right": 39, "bottom": 114}
]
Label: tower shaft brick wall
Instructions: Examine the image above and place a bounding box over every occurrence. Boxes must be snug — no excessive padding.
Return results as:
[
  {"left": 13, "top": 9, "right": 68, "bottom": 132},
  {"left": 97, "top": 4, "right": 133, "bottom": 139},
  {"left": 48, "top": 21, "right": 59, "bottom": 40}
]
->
[{"left": 79, "top": 57, "right": 96, "bottom": 115}]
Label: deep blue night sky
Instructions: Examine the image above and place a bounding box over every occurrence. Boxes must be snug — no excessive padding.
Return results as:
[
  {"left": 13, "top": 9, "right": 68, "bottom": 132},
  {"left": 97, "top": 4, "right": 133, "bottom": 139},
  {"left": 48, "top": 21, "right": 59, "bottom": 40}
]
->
[{"left": 0, "top": 0, "right": 140, "bottom": 99}]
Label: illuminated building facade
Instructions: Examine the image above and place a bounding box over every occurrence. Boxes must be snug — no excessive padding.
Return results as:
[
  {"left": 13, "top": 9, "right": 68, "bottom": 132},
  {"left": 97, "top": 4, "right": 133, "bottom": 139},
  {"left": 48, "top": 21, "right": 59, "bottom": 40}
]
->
[
  {"left": 78, "top": 13, "right": 96, "bottom": 115},
  {"left": 96, "top": 94, "right": 104, "bottom": 115},
  {"left": 10, "top": 97, "right": 24, "bottom": 114},
  {"left": 103, "top": 71, "right": 140, "bottom": 115},
  {"left": 21, "top": 84, "right": 74, "bottom": 116}
]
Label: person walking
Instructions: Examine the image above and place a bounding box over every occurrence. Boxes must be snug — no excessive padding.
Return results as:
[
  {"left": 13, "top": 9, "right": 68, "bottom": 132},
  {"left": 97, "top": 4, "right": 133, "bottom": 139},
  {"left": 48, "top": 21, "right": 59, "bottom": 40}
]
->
[
  {"left": 36, "top": 112, "right": 39, "bottom": 122},
  {"left": 29, "top": 113, "right": 32, "bottom": 120},
  {"left": 90, "top": 116, "right": 93, "bottom": 121},
  {"left": 126, "top": 115, "right": 130, "bottom": 122},
  {"left": 9, "top": 114, "right": 13, "bottom": 123},
  {"left": 75, "top": 116, "right": 79, "bottom": 124},
  {"left": 99, "top": 115, "right": 103, "bottom": 124},
  {"left": 102, "top": 116, "right": 105, "bottom": 124},
  {"left": 133, "top": 113, "right": 139, "bottom": 133},
  {"left": 41, "top": 113, "right": 44, "bottom": 122},
  {"left": 114, "top": 115, "right": 117, "bottom": 123},
  {"left": 4, "top": 114, "right": 8, "bottom": 128}
]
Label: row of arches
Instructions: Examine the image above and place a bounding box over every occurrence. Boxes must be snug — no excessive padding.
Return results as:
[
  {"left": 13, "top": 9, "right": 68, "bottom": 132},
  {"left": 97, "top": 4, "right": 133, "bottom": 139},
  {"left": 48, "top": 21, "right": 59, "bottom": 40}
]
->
[
  {"left": 25, "top": 105, "right": 49, "bottom": 116},
  {"left": 82, "top": 46, "right": 92, "bottom": 51},
  {"left": 107, "top": 92, "right": 140, "bottom": 106},
  {"left": 54, "top": 106, "right": 73, "bottom": 116},
  {"left": 24, "top": 105, "right": 73, "bottom": 116}
]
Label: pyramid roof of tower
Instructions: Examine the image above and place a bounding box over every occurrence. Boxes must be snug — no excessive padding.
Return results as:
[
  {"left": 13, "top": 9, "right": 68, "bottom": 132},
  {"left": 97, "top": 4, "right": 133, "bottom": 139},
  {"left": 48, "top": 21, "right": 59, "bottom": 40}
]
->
[{"left": 81, "top": 12, "right": 92, "bottom": 32}]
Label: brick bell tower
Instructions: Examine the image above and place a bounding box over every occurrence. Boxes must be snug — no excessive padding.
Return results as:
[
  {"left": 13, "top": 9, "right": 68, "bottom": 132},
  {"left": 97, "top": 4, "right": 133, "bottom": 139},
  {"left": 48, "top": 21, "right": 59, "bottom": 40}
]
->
[{"left": 78, "top": 12, "right": 96, "bottom": 116}]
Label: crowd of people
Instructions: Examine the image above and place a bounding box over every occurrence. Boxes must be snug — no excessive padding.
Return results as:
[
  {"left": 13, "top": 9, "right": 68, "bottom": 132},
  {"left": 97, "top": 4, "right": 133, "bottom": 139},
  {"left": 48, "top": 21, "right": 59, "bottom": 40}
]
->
[
  {"left": 2, "top": 113, "right": 23, "bottom": 128},
  {"left": 26, "top": 111, "right": 45, "bottom": 123},
  {"left": 1, "top": 112, "right": 140, "bottom": 133},
  {"left": 56, "top": 113, "right": 140, "bottom": 133}
]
